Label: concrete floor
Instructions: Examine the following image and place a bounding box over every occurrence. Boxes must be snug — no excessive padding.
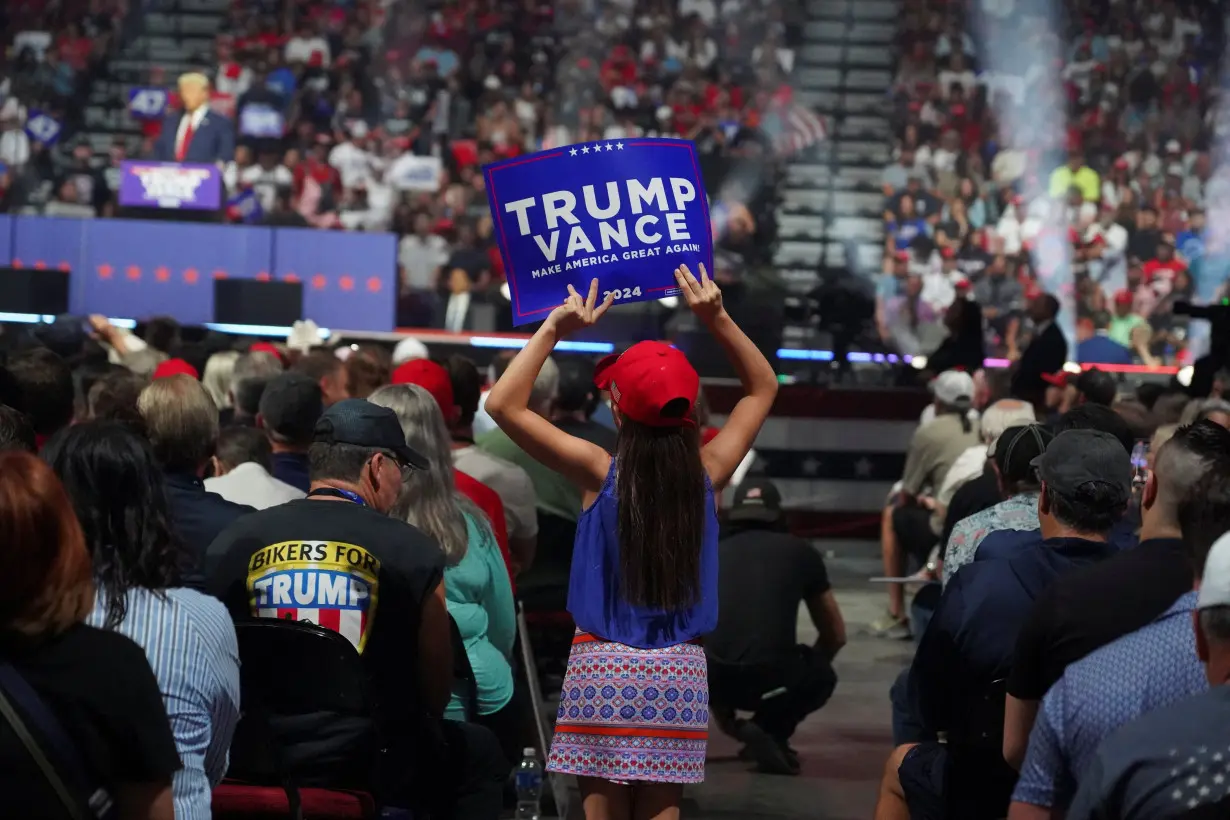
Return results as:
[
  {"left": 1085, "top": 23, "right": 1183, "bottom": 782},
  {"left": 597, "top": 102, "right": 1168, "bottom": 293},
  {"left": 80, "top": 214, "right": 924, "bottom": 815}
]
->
[{"left": 553, "top": 546, "right": 916, "bottom": 819}]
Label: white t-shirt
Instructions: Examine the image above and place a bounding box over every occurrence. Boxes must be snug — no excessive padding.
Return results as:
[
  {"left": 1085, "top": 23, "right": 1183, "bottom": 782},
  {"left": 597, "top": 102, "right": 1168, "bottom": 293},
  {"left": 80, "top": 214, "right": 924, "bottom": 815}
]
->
[
  {"left": 453, "top": 446, "right": 539, "bottom": 540},
  {"left": 284, "top": 35, "right": 331, "bottom": 66},
  {"left": 205, "top": 462, "right": 304, "bottom": 510},
  {"left": 328, "top": 141, "right": 375, "bottom": 189},
  {"left": 398, "top": 233, "right": 449, "bottom": 291},
  {"left": 240, "top": 164, "right": 294, "bottom": 211}
]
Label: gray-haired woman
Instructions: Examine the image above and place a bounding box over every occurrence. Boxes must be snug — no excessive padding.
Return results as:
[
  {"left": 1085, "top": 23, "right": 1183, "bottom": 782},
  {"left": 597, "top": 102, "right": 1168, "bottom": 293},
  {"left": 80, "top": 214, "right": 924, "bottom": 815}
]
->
[{"left": 367, "top": 384, "right": 522, "bottom": 762}]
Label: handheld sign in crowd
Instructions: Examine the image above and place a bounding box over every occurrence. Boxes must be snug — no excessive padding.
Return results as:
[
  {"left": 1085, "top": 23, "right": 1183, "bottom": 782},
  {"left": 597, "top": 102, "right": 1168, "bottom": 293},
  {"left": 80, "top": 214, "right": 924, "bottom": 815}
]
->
[
  {"left": 484, "top": 138, "right": 713, "bottom": 325},
  {"left": 25, "top": 109, "right": 62, "bottom": 146},
  {"left": 127, "top": 87, "right": 169, "bottom": 121},
  {"left": 118, "top": 160, "right": 223, "bottom": 210}
]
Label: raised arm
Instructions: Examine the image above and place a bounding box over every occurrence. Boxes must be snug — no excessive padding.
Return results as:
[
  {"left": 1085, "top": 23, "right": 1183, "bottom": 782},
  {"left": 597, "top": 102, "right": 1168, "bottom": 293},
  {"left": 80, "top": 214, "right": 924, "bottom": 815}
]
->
[
  {"left": 485, "top": 279, "right": 615, "bottom": 494},
  {"left": 673, "top": 264, "right": 778, "bottom": 490}
]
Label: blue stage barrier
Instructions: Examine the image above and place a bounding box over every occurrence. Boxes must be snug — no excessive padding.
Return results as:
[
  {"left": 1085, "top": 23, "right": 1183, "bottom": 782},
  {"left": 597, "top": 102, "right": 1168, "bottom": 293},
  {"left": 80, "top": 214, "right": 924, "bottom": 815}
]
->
[{"left": 2, "top": 217, "right": 398, "bottom": 332}]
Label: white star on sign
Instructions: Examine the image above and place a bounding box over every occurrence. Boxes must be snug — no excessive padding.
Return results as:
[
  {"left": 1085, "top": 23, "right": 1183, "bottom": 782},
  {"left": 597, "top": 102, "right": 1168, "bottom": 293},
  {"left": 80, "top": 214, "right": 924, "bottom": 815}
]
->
[
  {"left": 570, "top": 148, "right": 578, "bottom": 156},
  {"left": 1200, "top": 786, "right": 1211, "bottom": 797},
  {"left": 616, "top": 142, "right": 624, "bottom": 149},
  {"left": 1173, "top": 788, "right": 1184, "bottom": 801},
  {"left": 581, "top": 145, "right": 591, "bottom": 154},
  {"left": 802, "top": 457, "right": 820, "bottom": 476},
  {"left": 854, "top": 457, "right": 874, "bottom": 478},
  {"left": 605, "top": 142, "right": 614, "bottom": 151}
]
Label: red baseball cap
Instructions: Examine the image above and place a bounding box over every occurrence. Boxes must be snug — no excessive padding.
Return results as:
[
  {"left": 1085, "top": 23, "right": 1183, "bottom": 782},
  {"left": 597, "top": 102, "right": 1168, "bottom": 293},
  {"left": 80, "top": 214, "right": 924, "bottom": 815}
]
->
[
  {"left": 153, "top": 358, "right": 199, "bottom": 380},
  {"left": 593, "top": 341, "right": 699, "bottom": 428},
  {"left": 1042, "top": 371, "right": 1068, "bottom": 388},
  {"left": 1114, "top": 289, "right": 1134, "bottom": 306},
  {"left": 392, "top": 359, "right": 457, "bottom": 419},
  {"left": 249, "top": 341, "right": 286, "bottom": 365}
]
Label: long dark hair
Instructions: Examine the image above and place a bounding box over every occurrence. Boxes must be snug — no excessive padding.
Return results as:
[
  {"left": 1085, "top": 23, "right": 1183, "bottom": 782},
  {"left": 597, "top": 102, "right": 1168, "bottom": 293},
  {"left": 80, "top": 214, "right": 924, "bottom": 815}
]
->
[
  {"left": 42, "top": 421, "right": 183, "bottom": 628},
  {"left": 615, "top": 413, "right": 705, "bottom": 610}
]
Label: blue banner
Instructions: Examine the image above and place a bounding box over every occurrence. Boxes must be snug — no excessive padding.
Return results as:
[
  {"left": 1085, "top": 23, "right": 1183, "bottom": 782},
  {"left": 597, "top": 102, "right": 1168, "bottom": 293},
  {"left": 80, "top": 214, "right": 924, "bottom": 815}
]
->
[
  {"left": 484, "top": 138, "right": 713, "bottom": 325},
  {"left": 239, "top": 103, "right": 285, "bottom": 138},
  {"left": 7, "top": 216, "right": 397, "bottom": 332},
  {"left": 25, "top": 110, "right": 61, "bottom": 146},
  {"left": 127, "top": 87, "right": 169, "bottom": 121}
]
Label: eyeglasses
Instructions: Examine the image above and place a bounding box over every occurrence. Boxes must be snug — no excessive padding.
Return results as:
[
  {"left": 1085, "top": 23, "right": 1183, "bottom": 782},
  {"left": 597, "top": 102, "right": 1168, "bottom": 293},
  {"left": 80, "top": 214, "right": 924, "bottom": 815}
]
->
[{"left": 369, "top": 451, "right": 414, "bottom": 481}]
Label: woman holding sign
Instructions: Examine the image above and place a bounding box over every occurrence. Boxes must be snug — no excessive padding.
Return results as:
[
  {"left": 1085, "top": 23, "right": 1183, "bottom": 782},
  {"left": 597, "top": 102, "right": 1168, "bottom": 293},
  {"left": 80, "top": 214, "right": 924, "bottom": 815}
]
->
[{"left": 485, "top": 265, "right": 777, "bottom": 819}]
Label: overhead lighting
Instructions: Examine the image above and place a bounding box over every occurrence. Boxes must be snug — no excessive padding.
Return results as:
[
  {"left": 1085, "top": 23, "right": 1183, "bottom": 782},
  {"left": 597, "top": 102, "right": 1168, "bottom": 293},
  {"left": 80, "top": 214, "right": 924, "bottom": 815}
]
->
[
  {"left": 911, "top": 355, "right": 928, "bottom": 370},
  {"left": 1178, "top": 365, "right": 1194, "bottom": 387},
  {"left": 469, "top": 336, "right": 614, "bottom": 353},
  {"left": 658, "top": 296, "right": 679, "bottom": 309}
]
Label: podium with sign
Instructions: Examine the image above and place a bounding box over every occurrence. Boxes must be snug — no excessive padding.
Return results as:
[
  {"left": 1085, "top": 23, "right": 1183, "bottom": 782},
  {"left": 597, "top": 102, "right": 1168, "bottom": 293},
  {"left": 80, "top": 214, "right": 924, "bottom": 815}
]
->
[
  {"left": 116, "top": 160, "right": 224, "bottom": 224},
  {"left": 484, "top": 138, "right": 713, "bottom": 325}
]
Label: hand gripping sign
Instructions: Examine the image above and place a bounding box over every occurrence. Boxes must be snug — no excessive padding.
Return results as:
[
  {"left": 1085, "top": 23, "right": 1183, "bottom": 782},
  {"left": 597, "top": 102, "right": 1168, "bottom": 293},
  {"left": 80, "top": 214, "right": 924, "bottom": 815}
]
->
[{"left": 484, "top": 138, "right": 713, "bottom": 325}]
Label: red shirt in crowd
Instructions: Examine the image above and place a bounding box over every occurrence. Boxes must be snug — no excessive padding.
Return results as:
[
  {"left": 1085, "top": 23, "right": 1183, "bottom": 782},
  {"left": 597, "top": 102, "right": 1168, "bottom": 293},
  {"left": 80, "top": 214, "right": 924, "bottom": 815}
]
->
[
  {"left": 293, "top": 158, "right": 342, "bottom": 197},
  {"left": 455, "top": 468, "right": 516, "bottom": 589}
]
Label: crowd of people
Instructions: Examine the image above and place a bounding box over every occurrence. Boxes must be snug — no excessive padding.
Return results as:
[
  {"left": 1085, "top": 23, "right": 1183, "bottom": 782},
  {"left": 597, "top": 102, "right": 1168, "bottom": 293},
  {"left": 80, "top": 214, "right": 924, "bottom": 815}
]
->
[
  {"left": 871, "top": 347, "right": 1230, "bottom": 817},
  {"left": 878, "top": 0, "right": 1229, "bottom": 368},
  {"left": 0, "top": 264, "right": 848, "bottom": 819},
  {"left": 1, "top": 0, "right": 802, "bottom": 330}
]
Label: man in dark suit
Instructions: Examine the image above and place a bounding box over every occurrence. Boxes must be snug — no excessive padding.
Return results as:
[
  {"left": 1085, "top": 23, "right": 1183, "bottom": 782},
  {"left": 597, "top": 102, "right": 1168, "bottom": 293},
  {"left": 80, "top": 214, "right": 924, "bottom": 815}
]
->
[
  {"left": 434, "top": 267, "right": 496, "bottom": 332},
  {"left": 152, "top": 72, "right": 235, "bottom": 165},
  {"left": 138, "top": 373, "right": 253, "bottom": 583},
  {"left": 1011, "top": 293, "right": 1069, "bottom": 410}
]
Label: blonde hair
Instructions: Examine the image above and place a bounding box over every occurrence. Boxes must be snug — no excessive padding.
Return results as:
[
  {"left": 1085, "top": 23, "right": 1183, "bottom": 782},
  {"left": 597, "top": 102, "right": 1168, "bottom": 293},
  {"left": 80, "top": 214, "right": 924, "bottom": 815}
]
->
[
  {"left": 368, "top": 384, "right": 485, "bottom": 566},
  {"left": 178, "top": 72, "right": 211, "bottom": 91},
  {"left": 138, "top": 375, "right": 219, "bottom": 472},
  {"left": 202, "top": 351, "right": 239, "bottom": 410}
]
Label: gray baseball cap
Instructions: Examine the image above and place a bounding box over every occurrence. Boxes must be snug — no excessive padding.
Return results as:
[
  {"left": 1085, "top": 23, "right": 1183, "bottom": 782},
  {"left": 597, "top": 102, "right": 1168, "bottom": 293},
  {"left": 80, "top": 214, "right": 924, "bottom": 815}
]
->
[{"left": 1030, "top": 429, "right": 1132, "bottom": 503}]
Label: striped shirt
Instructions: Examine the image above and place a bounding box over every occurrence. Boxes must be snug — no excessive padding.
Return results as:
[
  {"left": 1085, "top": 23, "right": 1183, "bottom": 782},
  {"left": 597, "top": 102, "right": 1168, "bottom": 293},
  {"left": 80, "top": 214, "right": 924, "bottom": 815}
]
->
[{"left": 87, "top": 586, "right": 241, "bottom": 820}]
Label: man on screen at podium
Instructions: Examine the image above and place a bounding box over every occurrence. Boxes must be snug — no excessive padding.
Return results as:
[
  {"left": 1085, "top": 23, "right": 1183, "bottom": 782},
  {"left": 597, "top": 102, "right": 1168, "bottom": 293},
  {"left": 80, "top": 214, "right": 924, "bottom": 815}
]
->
[{"left": 152, "top": 73, "right": 234, "bottom": 165}]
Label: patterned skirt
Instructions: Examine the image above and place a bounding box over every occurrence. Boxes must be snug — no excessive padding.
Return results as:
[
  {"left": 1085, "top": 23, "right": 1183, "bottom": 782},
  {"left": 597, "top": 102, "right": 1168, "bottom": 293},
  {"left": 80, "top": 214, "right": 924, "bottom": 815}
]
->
[{"left": 546, "top": 631, "right": 709, "bottom": 784}]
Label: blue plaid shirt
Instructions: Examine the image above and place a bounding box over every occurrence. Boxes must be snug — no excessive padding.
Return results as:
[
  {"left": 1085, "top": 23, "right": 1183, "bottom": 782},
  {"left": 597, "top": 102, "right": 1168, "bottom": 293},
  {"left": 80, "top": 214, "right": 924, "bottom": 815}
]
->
[
  {"left": 1011, "top": 591, "right": 1207, "bottom": 810},
  {"left": 87, "top": 587, "right": 241, "bottom": 820}
]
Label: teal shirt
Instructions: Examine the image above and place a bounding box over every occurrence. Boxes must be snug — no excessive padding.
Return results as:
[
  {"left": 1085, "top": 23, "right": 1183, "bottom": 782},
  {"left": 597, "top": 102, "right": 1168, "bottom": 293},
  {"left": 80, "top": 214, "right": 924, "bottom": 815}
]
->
[{"left": 444, "top": 512, "right": 517, "bottom": 720}]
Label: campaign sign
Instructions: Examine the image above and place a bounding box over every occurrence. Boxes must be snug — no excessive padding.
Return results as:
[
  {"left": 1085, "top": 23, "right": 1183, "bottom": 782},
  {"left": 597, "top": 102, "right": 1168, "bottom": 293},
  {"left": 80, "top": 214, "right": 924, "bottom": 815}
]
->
[
  {"left": 239, "top": 103, "right": 285, "bottom": 138},
  {"left": 118, "top": 160, "right": 222, "bottom": 210},
  {"left": 127, "top": 87, "right": 169, "bottom": 121},
  {"left": 25, "top": 109, "right": 61, "bottom": 146},
  {"left": 388, "top": 154, "right": 442, "bottom": 192},
  {"left": 484, "top": 138, "right": 713, "bottom": 325}
]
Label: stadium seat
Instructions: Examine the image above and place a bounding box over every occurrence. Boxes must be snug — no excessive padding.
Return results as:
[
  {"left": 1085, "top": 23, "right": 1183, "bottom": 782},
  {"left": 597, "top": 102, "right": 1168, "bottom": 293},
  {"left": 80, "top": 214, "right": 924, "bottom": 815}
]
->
[
  {"left": 519, "top": 512, "right": 580, "bottom": 677},
  {"left": 212, "top": 783, "right": 378, "bottom": 820},
  {"left": 223, "top": 620, "right": 379, "bottom": 819}
]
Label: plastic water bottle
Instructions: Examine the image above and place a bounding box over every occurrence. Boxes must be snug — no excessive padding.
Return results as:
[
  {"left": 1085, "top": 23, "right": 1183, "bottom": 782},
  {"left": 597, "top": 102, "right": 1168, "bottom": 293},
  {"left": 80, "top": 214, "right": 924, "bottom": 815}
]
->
[{"left": 514, "top": 747, "right": 543, "bottom": 819}]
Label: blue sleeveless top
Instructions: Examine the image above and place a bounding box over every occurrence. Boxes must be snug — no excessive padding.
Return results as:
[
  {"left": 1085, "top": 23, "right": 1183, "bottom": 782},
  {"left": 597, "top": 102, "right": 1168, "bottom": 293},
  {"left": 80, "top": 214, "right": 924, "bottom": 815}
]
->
[{"left": 567, "top": 460, "right": 719, "bottom": 649}]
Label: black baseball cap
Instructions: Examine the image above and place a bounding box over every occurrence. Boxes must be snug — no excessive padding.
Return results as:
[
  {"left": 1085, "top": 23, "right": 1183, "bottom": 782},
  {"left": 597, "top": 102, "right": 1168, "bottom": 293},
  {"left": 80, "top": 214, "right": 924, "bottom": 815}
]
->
[
  {"left": 259, "top": 371, "right": 323, "bottom": 442},
  {"left": 728, "top": 479, "right": 784, "bottom": 523},
  {"left": 313, "top": 399, "right": 428, "bottom": 470},
  {"left": 1031, "top": 429, "right": 1132, "bottom": 502},
  {"left": 1075, "top": 368, "right": 1117, "bottom": 406}
]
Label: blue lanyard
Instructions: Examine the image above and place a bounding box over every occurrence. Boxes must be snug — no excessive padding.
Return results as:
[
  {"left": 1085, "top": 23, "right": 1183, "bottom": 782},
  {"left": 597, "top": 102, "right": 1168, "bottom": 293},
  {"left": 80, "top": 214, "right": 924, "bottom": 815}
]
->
[{"left": 307, "top": 487, "right": 367, "bottom": 507}]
